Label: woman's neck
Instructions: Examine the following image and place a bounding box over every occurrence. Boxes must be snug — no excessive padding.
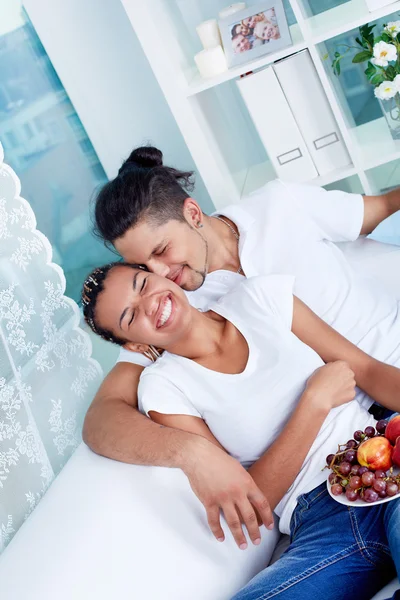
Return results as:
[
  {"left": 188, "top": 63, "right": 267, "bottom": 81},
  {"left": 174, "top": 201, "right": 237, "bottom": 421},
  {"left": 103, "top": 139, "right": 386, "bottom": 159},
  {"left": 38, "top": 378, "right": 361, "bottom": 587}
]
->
[{"left": 165, "top": 308, "right": 225, "bottom": 360}]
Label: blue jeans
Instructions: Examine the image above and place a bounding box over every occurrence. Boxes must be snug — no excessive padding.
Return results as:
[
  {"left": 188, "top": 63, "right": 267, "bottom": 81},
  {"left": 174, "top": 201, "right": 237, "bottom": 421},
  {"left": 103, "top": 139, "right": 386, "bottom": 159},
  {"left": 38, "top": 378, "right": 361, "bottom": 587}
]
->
[{"left": 232, "top": 483, "right": 400, "bottom": 600}]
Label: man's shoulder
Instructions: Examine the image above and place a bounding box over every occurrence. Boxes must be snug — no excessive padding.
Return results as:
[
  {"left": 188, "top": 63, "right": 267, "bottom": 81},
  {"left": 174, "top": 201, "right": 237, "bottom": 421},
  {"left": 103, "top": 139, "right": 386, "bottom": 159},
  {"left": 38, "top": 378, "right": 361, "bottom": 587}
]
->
[{"left": 221, "top": 180, "right": 288, "bottom": 223}]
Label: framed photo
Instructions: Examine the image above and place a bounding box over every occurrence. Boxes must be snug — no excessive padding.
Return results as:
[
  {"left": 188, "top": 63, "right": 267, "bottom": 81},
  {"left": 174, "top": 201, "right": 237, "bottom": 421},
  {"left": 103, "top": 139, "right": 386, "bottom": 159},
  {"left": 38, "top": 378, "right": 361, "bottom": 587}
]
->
[{"left": 219, "top": 1, "right": 292, "bottom": 68}]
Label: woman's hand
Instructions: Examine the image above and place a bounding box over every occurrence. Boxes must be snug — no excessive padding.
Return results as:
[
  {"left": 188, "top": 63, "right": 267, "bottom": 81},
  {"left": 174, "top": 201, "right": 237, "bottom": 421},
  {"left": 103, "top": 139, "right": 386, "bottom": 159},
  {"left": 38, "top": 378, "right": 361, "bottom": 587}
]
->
[{"left": 305, "top": 361, "right": 356, "bottom": 411}]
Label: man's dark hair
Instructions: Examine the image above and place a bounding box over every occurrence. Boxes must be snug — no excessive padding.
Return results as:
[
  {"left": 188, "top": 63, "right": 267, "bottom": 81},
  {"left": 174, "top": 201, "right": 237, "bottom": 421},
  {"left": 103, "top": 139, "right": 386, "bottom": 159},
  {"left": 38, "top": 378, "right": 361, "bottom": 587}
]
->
[{"left": 93, "top": 146, "right": 195, "bottom": 247}]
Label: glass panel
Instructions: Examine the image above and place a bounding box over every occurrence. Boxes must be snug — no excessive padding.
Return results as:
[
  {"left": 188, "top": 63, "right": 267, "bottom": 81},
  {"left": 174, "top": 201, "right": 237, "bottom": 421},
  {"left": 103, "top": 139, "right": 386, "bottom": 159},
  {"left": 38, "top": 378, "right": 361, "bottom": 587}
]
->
[
  {"left": 366, "top": 160, "right": 400, "bottom": 245},
  {"left": 0, "top": 1, "right": 114, "bottom": 301},
  {"left": 323, "top": 174, "right": 364, "bottom": 194},
  {"left": 300, "top": 0, "right": 351, "bottom": 18}
]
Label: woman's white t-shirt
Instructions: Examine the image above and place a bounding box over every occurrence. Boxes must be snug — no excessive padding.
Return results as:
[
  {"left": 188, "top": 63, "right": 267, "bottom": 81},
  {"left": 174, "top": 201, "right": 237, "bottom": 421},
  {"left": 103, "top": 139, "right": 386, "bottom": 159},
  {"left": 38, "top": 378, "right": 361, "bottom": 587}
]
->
[{"left": 138, "top": 276, "right": 376, "bottom": 535}]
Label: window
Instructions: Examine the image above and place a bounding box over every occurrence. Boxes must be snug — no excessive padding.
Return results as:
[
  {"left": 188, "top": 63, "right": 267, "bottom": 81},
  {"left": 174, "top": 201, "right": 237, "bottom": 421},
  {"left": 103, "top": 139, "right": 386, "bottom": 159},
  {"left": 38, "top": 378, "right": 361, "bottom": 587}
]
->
[{"left": 0, "top": 2, "right": 114, "bottom": 301}]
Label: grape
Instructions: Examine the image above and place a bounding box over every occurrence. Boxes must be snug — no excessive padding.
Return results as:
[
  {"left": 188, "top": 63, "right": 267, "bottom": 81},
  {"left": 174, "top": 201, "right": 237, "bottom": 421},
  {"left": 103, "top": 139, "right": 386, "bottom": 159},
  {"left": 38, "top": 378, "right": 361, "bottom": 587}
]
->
[
  {"left": 328, "top": 473, "right": 338, "bottom": 485},
  {"left": 358, "top": 466, "right": 369, "bottom": 476},
  {"left": 378, "top": 490, "right": 387, "bottom": 498},
  {"left": 345, "top": 488, "right": 358, "bottom": 502},
  {"left": 361, "top": 471, "right": 375, "bottom": 486},
  {"left": 350, "top": 465, "right": 360, "bottom": 476},
  {"left": 331, "top": 484, "right": 343, "bottom": 496},
  {"left": 339, "top": 461, "right": 352, "bottom": 476},
  {"left": 344, "top": 450, "right": 357, "bottom": 463},
  {"left": 376, "top": 420, "right": 388, "bottom": 435},
  {"left": 326, "top": 454, "right": 335, "bottom": 466},
  {"left": 363, "top": 488, "right": 379, "bottom": 503},
  {"left": 346, "top": 440, "right": 357, "bottom": 449},
  {"left": 373, "top": 479, "right": 387, "bottom": 494},
  {"left": 349, "top": 476, "right": 361, "bottom": 490},
  {"left": 374, "top": 469, "right": 386, "bottom": 479},
  {"left": 354, "top": 430, "right": 363, "bottom": 441},
  {"left": 364, "top": 426, "right": 376, "bottom": 438},
  {"left": 386, "top": 482, "right": 399, "bottom": 497}
]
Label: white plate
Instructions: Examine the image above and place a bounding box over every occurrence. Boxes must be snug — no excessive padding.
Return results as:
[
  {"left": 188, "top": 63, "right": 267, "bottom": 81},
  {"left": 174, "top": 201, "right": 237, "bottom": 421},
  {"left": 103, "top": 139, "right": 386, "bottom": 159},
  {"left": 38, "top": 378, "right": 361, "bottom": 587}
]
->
[{"left": 327, "top": 467, "right": 400, "bottom": 507}]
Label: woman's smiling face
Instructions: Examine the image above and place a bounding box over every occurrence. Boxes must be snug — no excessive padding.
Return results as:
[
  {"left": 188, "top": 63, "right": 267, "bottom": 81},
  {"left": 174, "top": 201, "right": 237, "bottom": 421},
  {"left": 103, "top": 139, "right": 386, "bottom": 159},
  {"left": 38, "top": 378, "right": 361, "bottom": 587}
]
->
[{"left": 94, "top": 265, "right": 193, "bottom": 351}]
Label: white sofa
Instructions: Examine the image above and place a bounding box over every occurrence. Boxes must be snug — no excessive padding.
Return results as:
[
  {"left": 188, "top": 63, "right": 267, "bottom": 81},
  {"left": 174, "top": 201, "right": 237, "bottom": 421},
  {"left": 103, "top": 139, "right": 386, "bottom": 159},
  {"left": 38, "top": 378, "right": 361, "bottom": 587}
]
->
[{"left": 0, "top": 238, "right": 399, "bottom": 600}]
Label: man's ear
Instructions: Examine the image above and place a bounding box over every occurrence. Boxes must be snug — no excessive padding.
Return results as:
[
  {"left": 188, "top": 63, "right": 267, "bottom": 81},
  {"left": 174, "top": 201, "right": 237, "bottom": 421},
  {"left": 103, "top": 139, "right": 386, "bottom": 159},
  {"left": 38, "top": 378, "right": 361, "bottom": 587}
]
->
[
  {"left": 183, "top": 197, "right": 203, "bottom": 228},
  {"left": 123, "top": 341, "right": 149, "bottom": 355}
]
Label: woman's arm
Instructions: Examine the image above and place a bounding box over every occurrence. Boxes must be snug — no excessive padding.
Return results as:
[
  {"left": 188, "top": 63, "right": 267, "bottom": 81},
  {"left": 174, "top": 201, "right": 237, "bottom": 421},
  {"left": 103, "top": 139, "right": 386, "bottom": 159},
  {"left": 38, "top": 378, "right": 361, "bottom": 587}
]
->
[
  {"left": 292, "top": 296, "right": 400, "bottom": 412},
  {"left": 149, "top": 359, "right": 355, "bottom": 521}
]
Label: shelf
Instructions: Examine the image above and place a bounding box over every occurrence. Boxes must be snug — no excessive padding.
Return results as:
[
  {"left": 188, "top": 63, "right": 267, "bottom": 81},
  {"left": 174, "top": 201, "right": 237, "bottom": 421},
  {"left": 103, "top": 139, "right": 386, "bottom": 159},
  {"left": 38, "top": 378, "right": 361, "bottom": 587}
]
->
[
  {"left": 239, "top": 161, "right": 357, "bottom": 199},
  {"left": 351, "top": 117, "right": 400, "bottom": 170},
  {"left": 307, "top": 0, "right": 400, "bottom": 44},
  {"left": 185, "top": 24, "right": 305, "bottom": 96}
]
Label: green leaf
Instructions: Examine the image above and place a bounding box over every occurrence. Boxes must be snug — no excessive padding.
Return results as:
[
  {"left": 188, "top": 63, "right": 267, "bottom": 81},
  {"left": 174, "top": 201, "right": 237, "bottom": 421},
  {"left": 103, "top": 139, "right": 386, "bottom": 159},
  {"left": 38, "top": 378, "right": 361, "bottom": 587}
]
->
[
  {"left": 386, "top": 65, "right": 397, "bottom": 80},
  {"left": 336, "top": 61, "right": 341, "bottom": 76},
  {"left": 322, "top": 52, "right": 329, "bottom": 60},
  {"left": 370, "top": 73, "right": 385, "bottom": 85},
  {"left": 352, "top": 50, "right": 372, "bottom": 63},
  {"left": 397, "top": 31, "right": 400, "bottom": 43},
  {"left": 364, "top": 61, "right": 377, "bottom": 79},
  {"left": 381, "top": 32, "right": 391, "bottom": 43},
  {"left": 355, "top": 36, "right": 364, "bottom": 47}
]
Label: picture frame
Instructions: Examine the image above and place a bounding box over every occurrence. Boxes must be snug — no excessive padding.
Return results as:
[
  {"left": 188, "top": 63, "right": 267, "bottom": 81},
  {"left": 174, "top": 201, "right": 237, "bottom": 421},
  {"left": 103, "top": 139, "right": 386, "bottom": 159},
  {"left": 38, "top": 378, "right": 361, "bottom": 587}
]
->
[{"left": 219, "top": 0, "right": 292, "bottom": 68}]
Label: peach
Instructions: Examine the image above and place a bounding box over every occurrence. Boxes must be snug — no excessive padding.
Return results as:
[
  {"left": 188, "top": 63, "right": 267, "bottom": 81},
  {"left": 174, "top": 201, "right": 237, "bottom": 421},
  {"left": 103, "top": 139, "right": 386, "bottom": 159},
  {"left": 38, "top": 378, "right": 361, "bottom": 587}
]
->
[
  {"left": 385, "top": 415, "right": 400, "bottom": 445},
  {"left": 357, "top": 436, "right": 393, "bottom": 471},
  {"left": 392, "top": 436, "right": 400, "bottom": 468}
]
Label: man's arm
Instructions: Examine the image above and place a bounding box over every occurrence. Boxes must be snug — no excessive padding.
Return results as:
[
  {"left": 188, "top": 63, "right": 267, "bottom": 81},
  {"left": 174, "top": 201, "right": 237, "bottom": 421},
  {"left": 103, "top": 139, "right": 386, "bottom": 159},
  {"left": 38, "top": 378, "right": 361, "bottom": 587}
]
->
[
  {"left": 83, "top": 362, "right": 274, "bottom": 546},
  {"left": 292, "top": 295, "right": 400, "bottom": 411},
  {"left": 361, "top": 191, "right": 400, "bottom": 235}
]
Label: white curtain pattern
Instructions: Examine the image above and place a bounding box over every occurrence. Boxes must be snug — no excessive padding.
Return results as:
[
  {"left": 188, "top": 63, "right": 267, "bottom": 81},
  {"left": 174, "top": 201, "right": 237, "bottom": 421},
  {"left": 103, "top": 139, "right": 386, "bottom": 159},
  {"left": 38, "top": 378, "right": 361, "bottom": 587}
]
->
[{"left": 0, "top": 142, "right": 103, "bottom": 553}]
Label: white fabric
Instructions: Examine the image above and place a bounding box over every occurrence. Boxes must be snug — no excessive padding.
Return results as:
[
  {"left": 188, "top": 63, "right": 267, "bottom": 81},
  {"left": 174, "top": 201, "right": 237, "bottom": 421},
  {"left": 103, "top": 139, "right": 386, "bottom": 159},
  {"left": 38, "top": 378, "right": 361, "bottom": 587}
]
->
[
  {"left": 0, "top": 143, "right": 103, "bottom": 553},
  {"left": 0, "top": 238, "right": 398, "bottom": 600},
  {"left": 139, "top": 276, "right": 376, "bottom": 535},
  {"left": 0, "top": 443, "right": 279, "bottom": 600},
  {"left": 118, "top": 179, "right": 400, "bottom": 376}
]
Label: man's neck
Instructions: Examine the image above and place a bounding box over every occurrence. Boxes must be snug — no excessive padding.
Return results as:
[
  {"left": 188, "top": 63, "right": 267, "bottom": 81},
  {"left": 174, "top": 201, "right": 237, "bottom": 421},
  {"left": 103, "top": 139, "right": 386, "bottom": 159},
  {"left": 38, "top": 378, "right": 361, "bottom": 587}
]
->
[{"left": 204, "top": 214, "right": 242, "bottom": 274}]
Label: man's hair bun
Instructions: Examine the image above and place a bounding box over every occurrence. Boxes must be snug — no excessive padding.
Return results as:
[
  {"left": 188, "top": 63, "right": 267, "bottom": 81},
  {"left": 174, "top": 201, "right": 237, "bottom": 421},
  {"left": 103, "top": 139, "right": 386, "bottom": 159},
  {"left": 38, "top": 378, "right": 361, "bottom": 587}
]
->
[{"left": 123, "top": 146, "right": 163, "bottom": 170}]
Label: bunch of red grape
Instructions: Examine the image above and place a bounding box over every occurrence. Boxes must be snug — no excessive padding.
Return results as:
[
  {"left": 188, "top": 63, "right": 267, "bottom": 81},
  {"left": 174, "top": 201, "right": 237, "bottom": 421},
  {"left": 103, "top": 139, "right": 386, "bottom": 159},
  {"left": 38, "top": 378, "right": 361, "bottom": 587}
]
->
[{"left": 327, "top": 420, "right": 400, "bottom": 503}]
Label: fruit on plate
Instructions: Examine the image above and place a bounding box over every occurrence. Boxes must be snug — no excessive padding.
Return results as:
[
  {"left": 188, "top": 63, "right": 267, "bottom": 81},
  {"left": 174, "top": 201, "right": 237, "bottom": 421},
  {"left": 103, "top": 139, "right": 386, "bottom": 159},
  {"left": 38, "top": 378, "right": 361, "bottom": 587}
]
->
[
  {"left": 357, "top": 436, "right": 393, "bottom": 471},
  {"left": 385, "top": 415, "right": 400, "bottom": 445},
  {"left": 326, "top": 426, "right": 400, "bottom": 504},
  {"left": 392, "top": 437, "right": 400, "bottom": 468}
]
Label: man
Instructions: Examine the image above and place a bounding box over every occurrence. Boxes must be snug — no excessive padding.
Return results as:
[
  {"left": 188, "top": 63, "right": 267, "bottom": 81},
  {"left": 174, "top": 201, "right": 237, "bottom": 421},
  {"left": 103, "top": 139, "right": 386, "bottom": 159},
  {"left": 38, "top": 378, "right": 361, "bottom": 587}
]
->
[{"left": 84, "top": 145, "right": 400, "bottom": 550}]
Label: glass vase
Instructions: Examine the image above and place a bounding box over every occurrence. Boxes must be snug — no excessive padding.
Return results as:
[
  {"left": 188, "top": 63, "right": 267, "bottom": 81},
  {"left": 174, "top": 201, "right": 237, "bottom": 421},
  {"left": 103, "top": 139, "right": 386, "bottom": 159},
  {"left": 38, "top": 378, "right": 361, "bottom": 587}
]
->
[{"left": 379, "top": 92, "right": 400, "bottom": 140}]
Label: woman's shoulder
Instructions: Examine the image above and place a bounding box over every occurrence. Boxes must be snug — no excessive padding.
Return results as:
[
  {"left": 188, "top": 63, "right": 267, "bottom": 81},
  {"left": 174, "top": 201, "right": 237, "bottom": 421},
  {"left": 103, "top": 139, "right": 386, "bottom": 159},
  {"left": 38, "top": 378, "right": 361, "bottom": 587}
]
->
[{"left": 139, "top": 351, "right": 186, "bottom": 387}]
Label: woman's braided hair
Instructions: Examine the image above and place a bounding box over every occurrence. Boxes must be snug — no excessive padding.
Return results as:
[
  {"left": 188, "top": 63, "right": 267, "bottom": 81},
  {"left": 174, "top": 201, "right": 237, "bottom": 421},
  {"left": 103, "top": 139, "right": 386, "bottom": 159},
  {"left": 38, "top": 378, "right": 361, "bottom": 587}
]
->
[{"left": 81, "top": 262, "right": 146, "bottom": 345}]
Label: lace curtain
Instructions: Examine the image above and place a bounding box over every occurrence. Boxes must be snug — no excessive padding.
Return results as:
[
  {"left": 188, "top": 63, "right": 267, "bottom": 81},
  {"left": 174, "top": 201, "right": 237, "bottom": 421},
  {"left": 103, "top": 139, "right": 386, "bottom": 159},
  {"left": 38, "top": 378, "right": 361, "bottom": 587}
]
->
[{"left": 0, "top": 142, "right": 103, "bottom": 553}]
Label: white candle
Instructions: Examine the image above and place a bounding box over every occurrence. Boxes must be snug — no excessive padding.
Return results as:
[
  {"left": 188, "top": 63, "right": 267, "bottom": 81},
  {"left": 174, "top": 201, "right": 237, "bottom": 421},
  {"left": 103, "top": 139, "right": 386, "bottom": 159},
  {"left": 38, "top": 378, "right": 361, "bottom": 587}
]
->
[
  {"left": 194, "top": 46, "right": 228, "bottom": 79},
  {"left": 219, "top": 3, "right": 246, "bottom": 19},
  {"left": 196, "top": 19, "right": 222, "bottom": 50}
]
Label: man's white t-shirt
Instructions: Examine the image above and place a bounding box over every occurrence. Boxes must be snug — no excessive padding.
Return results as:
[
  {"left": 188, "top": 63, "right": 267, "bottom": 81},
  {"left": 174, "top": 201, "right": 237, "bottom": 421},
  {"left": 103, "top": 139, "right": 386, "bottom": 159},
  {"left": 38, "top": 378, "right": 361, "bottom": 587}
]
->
[
  {"left": 118, "top": 179, "right": 400, "bottom": 372},
  {"left": 138, "top": 276, "right": 377, "bottom": 535}
]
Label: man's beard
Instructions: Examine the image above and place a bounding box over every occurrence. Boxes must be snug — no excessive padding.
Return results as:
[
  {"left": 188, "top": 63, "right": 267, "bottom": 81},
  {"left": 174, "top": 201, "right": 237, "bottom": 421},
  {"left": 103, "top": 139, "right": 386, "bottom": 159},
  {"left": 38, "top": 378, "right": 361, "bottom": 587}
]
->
[{"left": 181, "top": 236, "right": 208, "bottom": 292}]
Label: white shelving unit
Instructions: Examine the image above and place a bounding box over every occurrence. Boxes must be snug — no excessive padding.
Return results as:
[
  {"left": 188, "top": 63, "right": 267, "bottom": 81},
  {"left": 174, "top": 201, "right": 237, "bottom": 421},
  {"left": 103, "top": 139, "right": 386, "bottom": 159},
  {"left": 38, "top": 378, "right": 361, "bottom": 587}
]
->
[{"left": 121, "top": 0, "right": 400, "bottom": 208}]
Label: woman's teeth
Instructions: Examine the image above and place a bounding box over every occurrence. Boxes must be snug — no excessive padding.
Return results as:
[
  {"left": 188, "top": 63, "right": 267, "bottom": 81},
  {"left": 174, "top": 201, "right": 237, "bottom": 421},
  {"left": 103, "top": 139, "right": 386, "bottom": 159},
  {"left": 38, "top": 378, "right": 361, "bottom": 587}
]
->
[{"left": 159, "top": 297, "right": 172, "bottom": 327}]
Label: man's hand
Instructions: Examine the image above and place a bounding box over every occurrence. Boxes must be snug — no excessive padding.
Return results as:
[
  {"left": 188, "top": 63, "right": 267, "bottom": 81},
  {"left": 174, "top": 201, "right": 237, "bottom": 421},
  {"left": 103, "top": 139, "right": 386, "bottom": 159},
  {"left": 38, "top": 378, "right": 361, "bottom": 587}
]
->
[{"left": 181, "top": 437, "right": 274, "bottom": 549}]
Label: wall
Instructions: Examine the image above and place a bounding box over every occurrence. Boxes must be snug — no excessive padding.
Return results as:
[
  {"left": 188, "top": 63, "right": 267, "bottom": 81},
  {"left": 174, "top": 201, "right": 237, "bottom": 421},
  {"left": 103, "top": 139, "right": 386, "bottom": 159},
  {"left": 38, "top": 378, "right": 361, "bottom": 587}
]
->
[{"left": 23, "top": 0, "right": 213, "bottom": 213}]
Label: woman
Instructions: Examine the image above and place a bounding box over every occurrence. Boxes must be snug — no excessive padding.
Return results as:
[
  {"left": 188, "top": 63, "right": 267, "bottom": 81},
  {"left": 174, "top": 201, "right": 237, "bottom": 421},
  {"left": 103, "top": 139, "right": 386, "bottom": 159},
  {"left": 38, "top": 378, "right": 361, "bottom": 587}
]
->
[{"left": 82, "top": 262, "right": 400, "bottom": 599}]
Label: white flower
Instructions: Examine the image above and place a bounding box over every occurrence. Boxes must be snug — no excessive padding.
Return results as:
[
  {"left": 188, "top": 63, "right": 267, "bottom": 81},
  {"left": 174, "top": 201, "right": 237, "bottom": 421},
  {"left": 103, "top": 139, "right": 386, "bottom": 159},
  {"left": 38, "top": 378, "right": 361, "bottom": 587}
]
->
[
  {"left": 374, "top": 80, "right": 398, "bottom": 100},
  {"left": 385, "top": 21, "right": 400, "bottom": 36},
  {"left": 371, "top": 41, "right": 397, "bottom": 67}
]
